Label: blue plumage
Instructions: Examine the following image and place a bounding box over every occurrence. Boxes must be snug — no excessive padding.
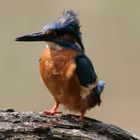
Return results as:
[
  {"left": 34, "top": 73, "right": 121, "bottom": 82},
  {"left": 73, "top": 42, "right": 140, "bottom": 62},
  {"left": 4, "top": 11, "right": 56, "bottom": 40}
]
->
[
  {"left": 42, "top": 10, "right": 81, "bottom": 37},
  {"left": 75, "top": 54, "right": 97, "bottom": 87},
  {"left": 74, "top": 48, "right": 105, "bottom": 107}
]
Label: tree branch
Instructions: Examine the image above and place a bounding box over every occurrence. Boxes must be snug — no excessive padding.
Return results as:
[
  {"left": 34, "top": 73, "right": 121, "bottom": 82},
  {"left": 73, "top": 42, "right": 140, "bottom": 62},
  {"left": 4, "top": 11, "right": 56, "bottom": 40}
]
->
[{"left": 0, "top": 109, "right": 139, "bottom": 140}]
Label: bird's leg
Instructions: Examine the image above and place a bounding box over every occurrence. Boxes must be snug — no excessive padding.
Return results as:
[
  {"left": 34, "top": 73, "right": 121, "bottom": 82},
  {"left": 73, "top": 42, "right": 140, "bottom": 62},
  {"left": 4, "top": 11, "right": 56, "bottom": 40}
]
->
[
  {"left": 79, "top": 111, "right": 85, "bottom": 121},
  {"left": 43, "top": 102, "right": 61, "bottom": 115},
  {"left": 71, "top": 111, "right": 85, "bottom": 121}
]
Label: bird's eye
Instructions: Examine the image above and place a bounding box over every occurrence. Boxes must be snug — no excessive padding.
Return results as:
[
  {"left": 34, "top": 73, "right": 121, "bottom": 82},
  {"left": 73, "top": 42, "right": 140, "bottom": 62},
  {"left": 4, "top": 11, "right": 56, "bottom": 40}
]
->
[
  {"left": 57, "top": 31, "right": 65, "bottom": 36},
  {"left": 52, "top": 31, "right": 58, "bottom": 36},
  {"left": 47, "top": 30, "right": 58, "bottom": 36}
]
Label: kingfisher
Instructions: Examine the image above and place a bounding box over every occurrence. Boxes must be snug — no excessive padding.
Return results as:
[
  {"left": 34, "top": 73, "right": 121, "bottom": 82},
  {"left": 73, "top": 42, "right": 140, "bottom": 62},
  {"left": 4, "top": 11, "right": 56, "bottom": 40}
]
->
[{"left": 15, "top": 10, "right": 105, "bottom": 121}]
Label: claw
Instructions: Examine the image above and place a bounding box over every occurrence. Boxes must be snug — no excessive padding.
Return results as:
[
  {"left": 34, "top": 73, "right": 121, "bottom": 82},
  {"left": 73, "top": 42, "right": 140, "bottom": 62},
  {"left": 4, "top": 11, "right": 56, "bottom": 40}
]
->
[{"left": 43, "top": 110, "right": 62, "bottom": 115}]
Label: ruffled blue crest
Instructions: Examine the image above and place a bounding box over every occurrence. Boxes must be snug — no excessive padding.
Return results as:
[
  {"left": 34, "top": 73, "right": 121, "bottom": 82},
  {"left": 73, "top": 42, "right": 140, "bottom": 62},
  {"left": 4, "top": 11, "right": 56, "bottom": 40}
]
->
[
  {"left": 42, "top": 10, "right": 84, "bottom": 51},
  {"left": 42, "top": 10, "right": 81, "bottom": 35}
]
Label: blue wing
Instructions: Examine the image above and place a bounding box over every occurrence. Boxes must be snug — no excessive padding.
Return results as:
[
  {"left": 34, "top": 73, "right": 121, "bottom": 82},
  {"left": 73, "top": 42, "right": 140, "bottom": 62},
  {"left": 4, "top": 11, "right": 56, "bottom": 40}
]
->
[{"left": 75, "top": 54, "right": 97, "bottom": 87}]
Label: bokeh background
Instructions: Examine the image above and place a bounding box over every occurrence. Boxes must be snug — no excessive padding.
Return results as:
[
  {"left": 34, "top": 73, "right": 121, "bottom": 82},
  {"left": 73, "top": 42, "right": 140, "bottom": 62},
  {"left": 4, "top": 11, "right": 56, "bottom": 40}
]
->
[{"left": 0, "top": 0, "right": 140, "bottom": 136}]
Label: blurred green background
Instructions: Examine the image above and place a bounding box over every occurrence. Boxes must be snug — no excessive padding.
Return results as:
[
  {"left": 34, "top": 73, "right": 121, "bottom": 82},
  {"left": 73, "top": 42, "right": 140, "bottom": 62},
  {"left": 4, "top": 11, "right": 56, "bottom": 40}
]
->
[{"left": 0, "top": 0, "right": 140, "bottom": 136}]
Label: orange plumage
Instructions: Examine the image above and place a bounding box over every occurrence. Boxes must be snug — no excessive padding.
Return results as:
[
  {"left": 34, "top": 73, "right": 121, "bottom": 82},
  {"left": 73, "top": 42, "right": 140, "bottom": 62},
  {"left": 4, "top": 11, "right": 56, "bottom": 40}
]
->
[{"left": 39, "top": 43, "right": 87, "bottom": 115}]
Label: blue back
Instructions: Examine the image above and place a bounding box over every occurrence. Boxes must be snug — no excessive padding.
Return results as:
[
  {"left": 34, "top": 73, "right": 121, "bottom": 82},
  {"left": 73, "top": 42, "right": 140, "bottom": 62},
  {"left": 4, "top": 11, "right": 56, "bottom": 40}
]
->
[{"left": 75, "top": 54, "right": 97, "bottom": 87}]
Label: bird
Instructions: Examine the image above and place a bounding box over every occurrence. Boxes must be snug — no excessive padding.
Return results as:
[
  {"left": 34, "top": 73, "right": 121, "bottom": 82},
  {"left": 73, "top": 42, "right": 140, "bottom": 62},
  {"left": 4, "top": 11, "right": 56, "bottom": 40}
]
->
[{"left": 15, "top": 10, "right": 105, "bottom": 121}]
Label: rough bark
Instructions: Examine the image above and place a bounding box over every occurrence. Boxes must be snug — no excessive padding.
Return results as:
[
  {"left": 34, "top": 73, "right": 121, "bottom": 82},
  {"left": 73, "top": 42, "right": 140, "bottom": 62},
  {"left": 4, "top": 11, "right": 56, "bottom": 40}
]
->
[{"left": 0, "top": 109, "right": 139, "bottom": 140}]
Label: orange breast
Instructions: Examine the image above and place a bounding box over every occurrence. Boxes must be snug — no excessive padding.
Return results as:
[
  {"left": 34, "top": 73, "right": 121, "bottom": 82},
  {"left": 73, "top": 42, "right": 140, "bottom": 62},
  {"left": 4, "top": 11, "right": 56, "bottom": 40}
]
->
[{"left": 39, "top": 46, "right": 87, "bottom": 112}]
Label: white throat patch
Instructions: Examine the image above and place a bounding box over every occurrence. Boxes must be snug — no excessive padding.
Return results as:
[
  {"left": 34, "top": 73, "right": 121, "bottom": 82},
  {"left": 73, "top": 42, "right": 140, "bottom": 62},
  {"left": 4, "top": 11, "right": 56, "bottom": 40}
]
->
[{"left": 46, "top": 42, "right": 62, "bottom": 50}]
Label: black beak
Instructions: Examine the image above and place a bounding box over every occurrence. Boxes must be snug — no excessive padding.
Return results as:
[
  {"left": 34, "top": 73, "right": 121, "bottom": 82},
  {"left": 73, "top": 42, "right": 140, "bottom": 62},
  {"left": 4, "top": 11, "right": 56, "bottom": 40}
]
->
[{"left": 15, "top": 32, "right": 47, "bottom": 42}]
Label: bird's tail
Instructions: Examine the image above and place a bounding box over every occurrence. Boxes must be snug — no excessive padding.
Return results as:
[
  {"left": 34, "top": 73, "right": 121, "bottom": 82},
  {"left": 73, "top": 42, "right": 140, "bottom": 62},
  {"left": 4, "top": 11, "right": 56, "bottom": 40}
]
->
[{"left": 87, "top": 80, "right": 105, "bottom": 109}]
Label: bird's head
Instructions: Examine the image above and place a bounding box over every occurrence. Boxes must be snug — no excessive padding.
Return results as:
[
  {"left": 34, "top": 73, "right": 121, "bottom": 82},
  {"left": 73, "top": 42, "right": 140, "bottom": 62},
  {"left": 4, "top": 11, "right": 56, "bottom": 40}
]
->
[{"left": 15, "top": 10, "right": 84, "bottom": 51}]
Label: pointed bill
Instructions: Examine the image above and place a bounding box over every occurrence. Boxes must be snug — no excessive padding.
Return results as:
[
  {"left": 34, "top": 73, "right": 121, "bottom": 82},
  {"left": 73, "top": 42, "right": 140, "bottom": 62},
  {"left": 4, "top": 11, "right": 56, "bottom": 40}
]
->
[{"left": 15, "top": 32, "right": 47, "bottom": 42}]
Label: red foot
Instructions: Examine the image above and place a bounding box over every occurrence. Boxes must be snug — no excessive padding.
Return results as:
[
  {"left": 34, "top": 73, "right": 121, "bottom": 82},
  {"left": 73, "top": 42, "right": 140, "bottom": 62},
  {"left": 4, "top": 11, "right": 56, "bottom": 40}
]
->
[
  {"left": 78, "top": 112, "right": 84, "bottom": 121},
  {"left": 43, "top": 102, "right": 61, "bottom": 115}
]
